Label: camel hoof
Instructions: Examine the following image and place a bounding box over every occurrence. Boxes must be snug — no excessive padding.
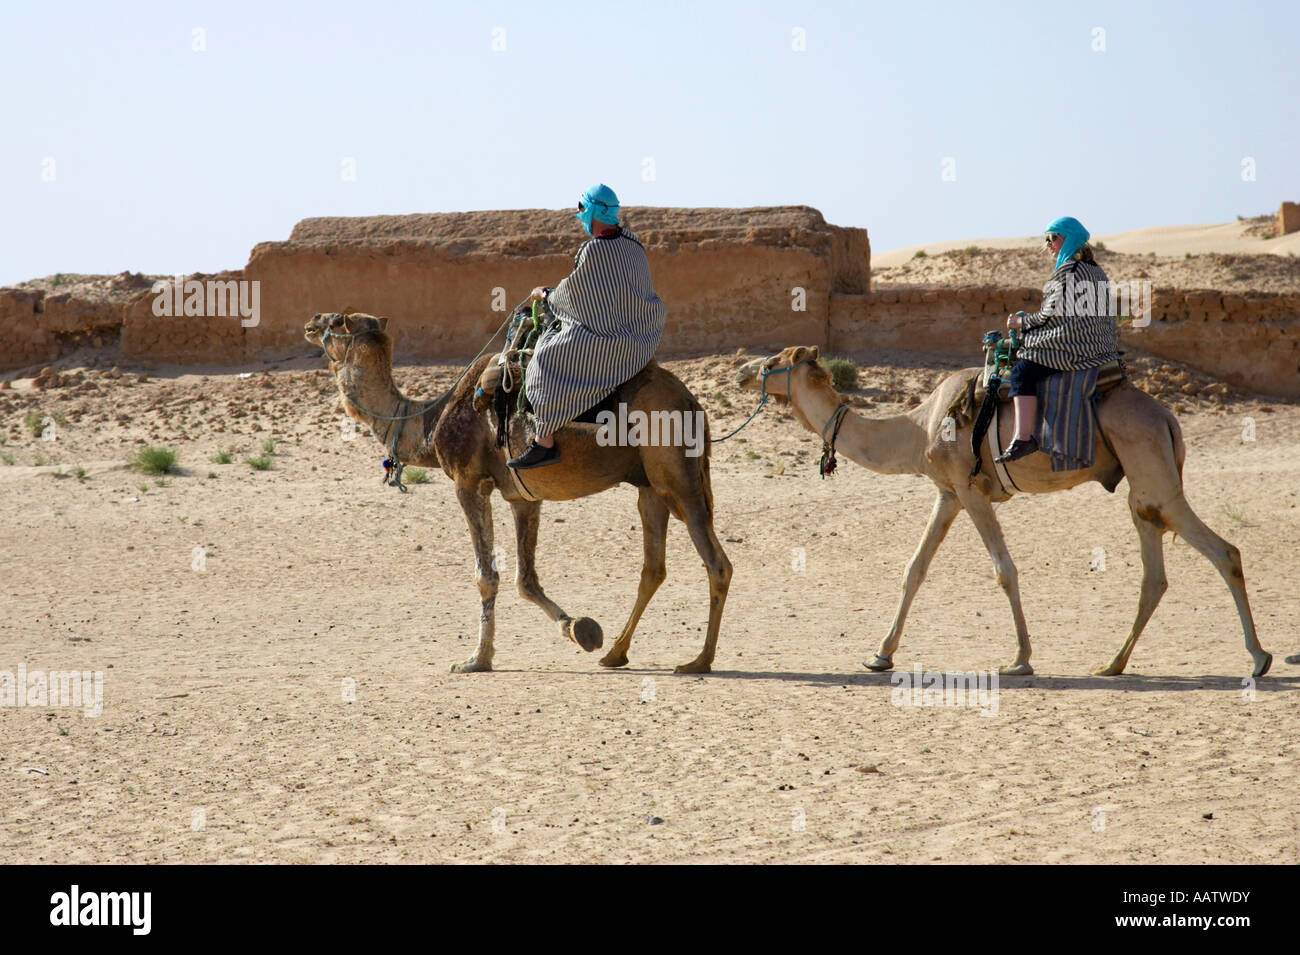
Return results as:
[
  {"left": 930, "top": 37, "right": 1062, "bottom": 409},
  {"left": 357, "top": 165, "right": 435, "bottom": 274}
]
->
[
  {"left": 569, "top": 617, "right": 603, "bottom": 652},
  {"left": 598, "top": 652, "right": 629, "bottom": 669},
  {"left": 674, "top": 658, "right": 712, "bottom": 675},
  {"left": 450, "top": 657, "right": 492, "bottom": 674},
  {"left": 999, "top": 662, "right": 1034, "bottom": 676},
  {"left": 863, "top": 655, "right": 894, "bottom": 672},
  {"left": 1090, "top": 662, "right": 1125, "bottom": 676},
  {"left": 1253, "top": 652, "right": 1272, "bottom": 678}
]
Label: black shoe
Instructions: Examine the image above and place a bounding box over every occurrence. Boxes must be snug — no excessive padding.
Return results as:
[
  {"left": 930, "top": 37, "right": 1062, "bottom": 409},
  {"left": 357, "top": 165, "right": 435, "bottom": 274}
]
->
[
  {"left": 507, "top": 440, "right": 560, "bottom": 470},
  {"left": 994, "top": 436, "right": 1039, "bottom": 463}
]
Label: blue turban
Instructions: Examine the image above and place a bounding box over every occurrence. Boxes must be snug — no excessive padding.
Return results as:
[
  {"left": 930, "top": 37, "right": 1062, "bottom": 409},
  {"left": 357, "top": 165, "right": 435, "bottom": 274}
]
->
[
  {"left": 576, "top": 183, "right": 620, "bottom": 236},
  {"left": 1045, "top": 216, "right": 1090, "bottom": 271}
]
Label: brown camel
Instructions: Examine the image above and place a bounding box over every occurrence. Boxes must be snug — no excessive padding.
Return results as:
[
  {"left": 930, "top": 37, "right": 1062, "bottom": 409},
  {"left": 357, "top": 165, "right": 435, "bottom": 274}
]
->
[
  {"left": 737, "top": 346, "right": 1272, "bottom": 678},
  {"left": 304, "top": 311, "right": 731, "bottom": 673}
]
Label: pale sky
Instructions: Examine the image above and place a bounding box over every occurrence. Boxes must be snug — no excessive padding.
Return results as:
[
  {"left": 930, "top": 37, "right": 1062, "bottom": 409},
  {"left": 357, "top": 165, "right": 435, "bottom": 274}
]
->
[{"left": 2, "top": 0, "right": 1296, "bottom": 286}]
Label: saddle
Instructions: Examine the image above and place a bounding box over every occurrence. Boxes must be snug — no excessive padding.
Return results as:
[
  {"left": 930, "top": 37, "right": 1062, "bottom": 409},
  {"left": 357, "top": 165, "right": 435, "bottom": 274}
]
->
[
  {"left": 473, "top": 301, "right": 637, "bottom": 449},
  {"left": 955, "top": 336, "right": 1129, "bottom": 494}
]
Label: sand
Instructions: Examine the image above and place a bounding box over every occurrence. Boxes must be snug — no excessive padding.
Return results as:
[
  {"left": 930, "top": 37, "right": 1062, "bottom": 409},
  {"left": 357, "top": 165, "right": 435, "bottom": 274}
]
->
[{"left": 1, "top": 350, "right": 1297, "bottom": 863}]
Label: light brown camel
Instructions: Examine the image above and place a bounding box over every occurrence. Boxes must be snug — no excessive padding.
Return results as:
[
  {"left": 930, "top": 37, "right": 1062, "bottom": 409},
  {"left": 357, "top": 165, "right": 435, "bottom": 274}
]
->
[
  {"left": 737, "top": 346, "right": 1272, "bottom": 678},
  {"left": 304, "top": 311, "right": 731, "bottom": 673}
]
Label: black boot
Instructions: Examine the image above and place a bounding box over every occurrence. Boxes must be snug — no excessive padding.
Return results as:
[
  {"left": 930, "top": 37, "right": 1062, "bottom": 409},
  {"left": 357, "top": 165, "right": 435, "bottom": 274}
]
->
[
  {"left": 507, "top": 440, "right": 560, "bottom": 470},
  {"left": 995, "top": 436, "right": 1039, "bottom": 463}
]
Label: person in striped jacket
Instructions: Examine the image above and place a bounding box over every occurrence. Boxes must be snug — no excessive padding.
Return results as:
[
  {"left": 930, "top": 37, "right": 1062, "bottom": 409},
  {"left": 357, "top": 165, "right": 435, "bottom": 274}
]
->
[
  {"left": 507, "top": 184, "right": 667, "bottom": 470},
  {"left": 995, "top": 216, "right": 1119, "bottom": 463}
]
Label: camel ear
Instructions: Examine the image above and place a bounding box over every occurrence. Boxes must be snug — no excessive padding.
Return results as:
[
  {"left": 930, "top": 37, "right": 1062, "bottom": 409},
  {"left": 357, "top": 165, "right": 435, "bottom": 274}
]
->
[
  {"left": 376, "top": 316, "right": 389, "bottom": 332},
  {"left": 808, "top": 345, "right": 820, "bottom": 361},
  {"left": 341, "top": 313, "right": 359, "bottom": 333}
]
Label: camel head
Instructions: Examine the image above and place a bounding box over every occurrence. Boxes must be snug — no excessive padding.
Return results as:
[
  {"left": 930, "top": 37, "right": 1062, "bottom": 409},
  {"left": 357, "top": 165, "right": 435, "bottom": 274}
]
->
[
  {"left": 304, "top": 311, "right": 394, "bottom": 376},
  {"left": 736, "top": 346, "right": 831, "bottom": 405}
]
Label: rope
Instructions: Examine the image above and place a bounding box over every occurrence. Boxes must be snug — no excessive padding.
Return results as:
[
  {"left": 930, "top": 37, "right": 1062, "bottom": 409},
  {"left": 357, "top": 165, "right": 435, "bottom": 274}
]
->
[{"left": 818, "top": 402, "right": 850, "bottom": 478}]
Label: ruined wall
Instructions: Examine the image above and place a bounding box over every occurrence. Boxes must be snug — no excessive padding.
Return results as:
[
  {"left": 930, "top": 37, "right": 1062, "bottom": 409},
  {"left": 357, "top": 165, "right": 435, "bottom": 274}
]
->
[
  {"left": 1279, "top": 201, "right": 1300, "bottom": 237},
  {"left": 117, "top": 206, "right": 868, "bottom": 365},
  {"left": 829, "top": 288, "right": 1300, "bottom": 398},
  {"left": 3, "top": 207, "right": 1298, "bottom": 397}
]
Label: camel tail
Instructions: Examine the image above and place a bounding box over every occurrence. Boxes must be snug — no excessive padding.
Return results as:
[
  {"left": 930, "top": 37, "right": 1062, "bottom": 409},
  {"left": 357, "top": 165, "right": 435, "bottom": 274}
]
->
[
  {"left": 1167, "top": 413, "right": 1186, "bottom": 481},
  {"left": 1166, "top": 410, "right": 1186, "bottom": 544}
]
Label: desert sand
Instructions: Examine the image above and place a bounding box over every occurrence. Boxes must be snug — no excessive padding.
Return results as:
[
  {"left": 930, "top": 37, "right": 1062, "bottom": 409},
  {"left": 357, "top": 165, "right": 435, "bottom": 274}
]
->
[{"left": 2, "top": 345, "right": 1297, "bottom": 863}]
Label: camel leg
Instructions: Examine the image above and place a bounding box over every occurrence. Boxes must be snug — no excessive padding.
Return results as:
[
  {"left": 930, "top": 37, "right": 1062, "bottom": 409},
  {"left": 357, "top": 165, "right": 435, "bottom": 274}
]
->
[
  {"left": 509, "top": 500, "right": 603, "bottom": 653},
  {"left": 865, "top": 491, "right": 963, "bottom": 672},
  {"left": 1093, "top": 497, "right": 1168, "bottom": 675},
  {"left": 1151, "top": 493, "right": 1271, "bottom": 677},
  {"left": 600, "top": 487, "right": 670, "bottom": 669},
  {"left": 673, "top": 494, "right": 732, "bottom": 675},
  {"left": 451, "top": 485, "right": 498, "bottom": 673},
  {"left": 961, "top": 492, "right": 1034, "bottom": 675}
]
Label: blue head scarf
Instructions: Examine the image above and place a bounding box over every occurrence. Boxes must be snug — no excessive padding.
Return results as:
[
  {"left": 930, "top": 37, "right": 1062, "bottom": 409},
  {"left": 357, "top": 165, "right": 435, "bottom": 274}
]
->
[
  {"left": 1045, "top": 216, "right": 1090, "bottom": 271},
  {"left": 576, "top": 183, "right": 620, "bottom": 236}
]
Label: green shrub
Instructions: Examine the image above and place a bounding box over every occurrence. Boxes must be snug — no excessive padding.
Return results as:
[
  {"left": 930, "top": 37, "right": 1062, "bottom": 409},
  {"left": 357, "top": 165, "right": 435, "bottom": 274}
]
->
[
  {"left": 245, "top": 454, "right": 273, "bottom": 471},
  {"left": 819, "top": 358, "right": 859, "bottom": 392},
  {"left": 211, "top": 449, "right": 232, "bottom": 464},
  {"left": 913, "top": 249, "right": 928, "bottom": 259},
  {"left": 404, "top": 467, "right": 430, "bottom": 484},
  {"left": 129, "top": 446, "right": 178, "bottom": 475}
]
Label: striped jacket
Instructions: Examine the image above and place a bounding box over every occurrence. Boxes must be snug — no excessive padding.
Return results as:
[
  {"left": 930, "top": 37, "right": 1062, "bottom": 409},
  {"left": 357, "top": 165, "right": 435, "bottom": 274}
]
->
[
  {"left": 1018, "top": 259, "right": 1119, "bottom": 371},
  {"left": 525, "top": 228, "right": 666, "bottom": 436}
]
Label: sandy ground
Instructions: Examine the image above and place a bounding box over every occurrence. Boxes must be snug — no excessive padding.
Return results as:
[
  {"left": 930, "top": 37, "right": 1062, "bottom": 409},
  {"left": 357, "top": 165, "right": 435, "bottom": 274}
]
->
[
  {"left": 1, "top": 349, "right": 1298, "bottom": 864},
  {"left": 874, "top": 216, "right": 1300, "bottom": 272}
]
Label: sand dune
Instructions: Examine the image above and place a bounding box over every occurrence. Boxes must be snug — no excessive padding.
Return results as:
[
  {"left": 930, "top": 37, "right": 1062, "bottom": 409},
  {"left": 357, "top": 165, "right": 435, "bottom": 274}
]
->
[{"left": 875, "top": 217, "right": 1300, "bottom": 269}]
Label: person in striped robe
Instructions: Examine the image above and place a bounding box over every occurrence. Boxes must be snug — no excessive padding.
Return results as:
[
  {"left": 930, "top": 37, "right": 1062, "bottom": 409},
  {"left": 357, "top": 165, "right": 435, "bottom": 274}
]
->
[
  {"left": 507, "top": 184, "right": 667, "bottom": 470},
  {"left": 995, "top": 216, "right": 1119, "bottom": 463}
]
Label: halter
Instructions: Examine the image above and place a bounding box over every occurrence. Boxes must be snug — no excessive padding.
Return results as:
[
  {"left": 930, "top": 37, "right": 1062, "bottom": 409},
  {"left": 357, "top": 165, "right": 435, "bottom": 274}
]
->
[{"left": 714, "top": 355, "right": 819, "bottom": 443}]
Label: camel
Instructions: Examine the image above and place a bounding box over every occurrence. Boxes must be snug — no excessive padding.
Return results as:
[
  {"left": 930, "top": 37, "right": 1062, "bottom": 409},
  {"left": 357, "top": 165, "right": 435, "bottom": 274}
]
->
[
  {"left": 304, "top": 311, "right": 731, "bottom": 674},
  {"left": 737, "top": 345, "right": 1272, "bottom": 678}
]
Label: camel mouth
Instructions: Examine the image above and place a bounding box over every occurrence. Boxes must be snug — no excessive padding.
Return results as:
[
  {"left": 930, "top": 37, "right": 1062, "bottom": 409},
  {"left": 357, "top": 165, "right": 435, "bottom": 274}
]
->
[
  {"left": 735, "top": 356, "right": 766, "bottom": 390},
  {"left": 303, "top": 315, "right": 326, "bottom": 343}
]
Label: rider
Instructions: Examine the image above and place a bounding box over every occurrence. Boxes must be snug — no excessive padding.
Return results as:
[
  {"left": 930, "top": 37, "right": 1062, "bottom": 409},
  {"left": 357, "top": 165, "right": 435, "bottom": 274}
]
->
[
  {"left": 507, "top": 184, "right": 667, "bottom": 470},
  {"left": 995, "top": 215, "right": 1118, "bottom": 463}
]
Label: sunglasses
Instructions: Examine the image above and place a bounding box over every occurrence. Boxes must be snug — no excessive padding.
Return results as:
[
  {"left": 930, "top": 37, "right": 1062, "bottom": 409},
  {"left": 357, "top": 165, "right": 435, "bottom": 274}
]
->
[
  {"left": 577, "top": 201, "right": 585, "bottom": 212},
  {"left": 1045, "top": 234, "right": 1060, "bottom": 244}
]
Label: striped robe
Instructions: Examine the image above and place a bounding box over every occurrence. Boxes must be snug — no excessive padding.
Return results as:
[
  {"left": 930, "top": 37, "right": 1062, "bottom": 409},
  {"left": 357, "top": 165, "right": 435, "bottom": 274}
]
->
[
  {"left": 1019, "top": 259, "right": 1119, "bottom": 370},
  {"left": 525, "top": 228, "right": 666, "bottom": 436}
]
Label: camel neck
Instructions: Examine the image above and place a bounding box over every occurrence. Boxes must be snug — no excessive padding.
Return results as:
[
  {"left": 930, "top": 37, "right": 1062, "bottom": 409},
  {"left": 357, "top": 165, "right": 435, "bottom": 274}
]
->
[
  {"left": 338, "top": 366, "right": 441, "bottom": 459},
  {"left": 792, "top": 383, "right": 927, "bottom": 476}
]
